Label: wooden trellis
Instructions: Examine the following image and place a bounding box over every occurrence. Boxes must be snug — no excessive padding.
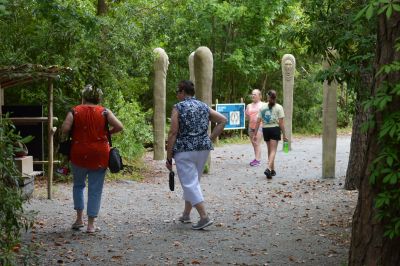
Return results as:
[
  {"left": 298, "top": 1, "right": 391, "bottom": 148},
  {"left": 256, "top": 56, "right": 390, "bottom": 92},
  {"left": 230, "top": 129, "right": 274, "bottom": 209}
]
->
[{"left": 0, "top": 64, "right": 71, "bottom": 199}]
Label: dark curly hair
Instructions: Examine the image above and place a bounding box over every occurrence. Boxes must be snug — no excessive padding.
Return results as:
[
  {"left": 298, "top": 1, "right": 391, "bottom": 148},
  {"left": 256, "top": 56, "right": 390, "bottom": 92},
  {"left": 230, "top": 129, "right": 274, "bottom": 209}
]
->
[
  {"left": 177, "top": 80, "right": 195, "bottom": 96},
  {"left": 267, "top": 90, "right": 277, "bottom": 108}
]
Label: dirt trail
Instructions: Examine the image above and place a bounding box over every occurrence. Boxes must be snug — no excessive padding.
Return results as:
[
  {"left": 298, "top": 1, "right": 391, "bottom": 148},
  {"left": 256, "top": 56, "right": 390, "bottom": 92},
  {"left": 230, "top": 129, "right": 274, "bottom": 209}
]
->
[{"left": 24, "top": 135, "right": 357, "bottom": 265}]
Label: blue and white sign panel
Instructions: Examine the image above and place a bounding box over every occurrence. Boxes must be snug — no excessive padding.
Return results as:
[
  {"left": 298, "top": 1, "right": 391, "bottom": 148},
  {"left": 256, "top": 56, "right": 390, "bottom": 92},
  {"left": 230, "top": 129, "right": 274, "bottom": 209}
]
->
[{"left": 216, "top": 103, "right": 246, "bottom": 130}]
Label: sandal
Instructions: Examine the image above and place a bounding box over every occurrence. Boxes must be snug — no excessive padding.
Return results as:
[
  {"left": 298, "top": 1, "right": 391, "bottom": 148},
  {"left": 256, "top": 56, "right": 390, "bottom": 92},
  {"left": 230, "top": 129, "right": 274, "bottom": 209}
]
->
[
  {"left": 86, "top": 226, "right": 101, "bottom": 234},
  {"left": 71, "top": 222, "right": 85, "bottom": 230}
]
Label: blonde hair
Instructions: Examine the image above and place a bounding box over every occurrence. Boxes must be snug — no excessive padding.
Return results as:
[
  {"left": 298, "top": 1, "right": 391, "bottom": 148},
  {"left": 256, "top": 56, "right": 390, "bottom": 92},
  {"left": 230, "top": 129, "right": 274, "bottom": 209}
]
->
[{"left": 251, "top": 89, "right": 262, "bottom": 100}]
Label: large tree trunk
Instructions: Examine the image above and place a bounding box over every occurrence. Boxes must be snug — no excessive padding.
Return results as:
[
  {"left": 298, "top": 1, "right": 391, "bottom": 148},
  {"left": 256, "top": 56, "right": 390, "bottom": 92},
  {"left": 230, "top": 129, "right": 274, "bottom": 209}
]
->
[
  {"left": 348, "top": 10, "right": 400, "bottom": 266},
  {"left": 97, "top": 0, "right": 107, "bottom": 16},
  {"left": 345, "top": 69, "right": 373, "bottom": 190}
]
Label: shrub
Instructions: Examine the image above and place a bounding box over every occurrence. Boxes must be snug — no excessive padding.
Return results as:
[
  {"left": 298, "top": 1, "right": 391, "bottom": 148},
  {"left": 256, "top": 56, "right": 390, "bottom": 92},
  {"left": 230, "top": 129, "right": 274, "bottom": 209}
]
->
[
  {"left": 0, "top": 116, "right": 36, "bottom": 265},
  {"left": 103, "top": 89, "right": 153, "bottom": 161}
]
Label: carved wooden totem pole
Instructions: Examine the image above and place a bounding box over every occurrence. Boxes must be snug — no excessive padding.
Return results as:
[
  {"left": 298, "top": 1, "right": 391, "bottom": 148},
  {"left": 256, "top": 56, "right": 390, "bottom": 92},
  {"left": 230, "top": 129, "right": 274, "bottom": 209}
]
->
[
  {"left": 153, "top": 48, "right": 169, "bottom": 160},
  {"left": 282, "top": 54, "right": 295, "bottom": 150}
]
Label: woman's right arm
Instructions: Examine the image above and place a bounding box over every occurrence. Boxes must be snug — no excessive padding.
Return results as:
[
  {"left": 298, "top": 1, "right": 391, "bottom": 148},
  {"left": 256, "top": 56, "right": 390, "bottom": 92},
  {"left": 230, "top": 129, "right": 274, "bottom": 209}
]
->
[
  {"left": 61, "top": 112, "right": 74, "bottom": 138},
  {"left": 107, "top": 110, "right": 124, "bottom": 134},
  {"left": 166, "top": 107, "right": 179, "bottom": 171}
]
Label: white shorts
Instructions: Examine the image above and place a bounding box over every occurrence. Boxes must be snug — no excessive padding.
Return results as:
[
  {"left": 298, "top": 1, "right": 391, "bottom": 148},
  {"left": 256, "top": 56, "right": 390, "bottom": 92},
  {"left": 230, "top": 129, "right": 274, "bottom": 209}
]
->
[{"left": 174, "top": 150, "right": 210, "bottom": 206}]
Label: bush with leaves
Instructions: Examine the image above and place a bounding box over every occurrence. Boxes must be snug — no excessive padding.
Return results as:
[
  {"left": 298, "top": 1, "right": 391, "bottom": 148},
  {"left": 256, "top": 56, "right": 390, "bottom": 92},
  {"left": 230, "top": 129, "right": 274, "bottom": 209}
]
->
[
  {"left": 103, "top": 89, "right": 153, "bottom": 161},
  {"left": 0, "top": 116, "right": 36, "bottom": 265},
  {"left": 292, "top": 70, "right": 323, "bottom": 134}
]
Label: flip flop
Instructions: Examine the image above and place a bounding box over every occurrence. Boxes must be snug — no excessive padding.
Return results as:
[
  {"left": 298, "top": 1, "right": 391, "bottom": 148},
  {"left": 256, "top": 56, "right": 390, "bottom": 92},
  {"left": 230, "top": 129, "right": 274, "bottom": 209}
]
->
[
  {"left": 71, "top": 223, "right": 85, "bottom": 230},
  {"left": 86, "top": 226, "right": 101, "bottom": 234}
]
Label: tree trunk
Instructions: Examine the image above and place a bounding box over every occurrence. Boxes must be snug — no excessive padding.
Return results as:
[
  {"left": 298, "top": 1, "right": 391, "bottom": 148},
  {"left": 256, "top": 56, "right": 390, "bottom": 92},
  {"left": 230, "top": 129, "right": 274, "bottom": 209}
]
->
[
  {"left": 97, "top": 0, "right": 107, "bottom": 16},
  {"left": 345, "top": 69, "right": 373, "bottom": 190},
  {"left": 348, "top": 10, "right": 400, "bottom": 266}
]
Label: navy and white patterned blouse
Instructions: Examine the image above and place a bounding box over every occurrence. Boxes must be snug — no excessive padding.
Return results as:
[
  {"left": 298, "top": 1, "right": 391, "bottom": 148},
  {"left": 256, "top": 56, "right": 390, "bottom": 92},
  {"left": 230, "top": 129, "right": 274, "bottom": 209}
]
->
[{"left": 173, "top": 96, "right": 213, "bottom": 153}]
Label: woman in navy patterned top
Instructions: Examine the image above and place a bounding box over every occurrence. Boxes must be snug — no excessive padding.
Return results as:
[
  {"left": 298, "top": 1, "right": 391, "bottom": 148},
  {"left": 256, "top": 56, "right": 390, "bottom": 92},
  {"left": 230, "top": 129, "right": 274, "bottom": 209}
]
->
[{"left": 166, "top": 80, "right": 227, "bottom": 230}]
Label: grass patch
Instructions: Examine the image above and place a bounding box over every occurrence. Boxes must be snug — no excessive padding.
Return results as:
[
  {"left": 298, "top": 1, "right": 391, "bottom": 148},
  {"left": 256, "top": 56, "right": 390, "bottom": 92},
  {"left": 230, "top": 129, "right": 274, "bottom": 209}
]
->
[
  {"left": 106, "top": 157, "right": 146, "bottom": 181},
  {"left": 337, "top": 126, "right": 352, "bottom": 135},
  {"left": 217, "top": 134, "right": 249, "bottom": 146}
]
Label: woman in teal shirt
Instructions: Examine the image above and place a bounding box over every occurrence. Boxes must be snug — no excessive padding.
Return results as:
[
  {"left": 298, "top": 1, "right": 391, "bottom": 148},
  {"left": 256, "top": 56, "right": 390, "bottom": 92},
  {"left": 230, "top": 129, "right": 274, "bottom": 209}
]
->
[{"left": 253, "top": 90, "right": 288, "bottom": 179}]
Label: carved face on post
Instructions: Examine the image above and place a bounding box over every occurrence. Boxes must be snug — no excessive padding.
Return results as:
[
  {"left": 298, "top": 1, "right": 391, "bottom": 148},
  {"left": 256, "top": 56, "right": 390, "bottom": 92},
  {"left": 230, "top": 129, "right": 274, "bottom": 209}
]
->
[{"left": 284, "top": 59, "right": 294, "bottom": 81}]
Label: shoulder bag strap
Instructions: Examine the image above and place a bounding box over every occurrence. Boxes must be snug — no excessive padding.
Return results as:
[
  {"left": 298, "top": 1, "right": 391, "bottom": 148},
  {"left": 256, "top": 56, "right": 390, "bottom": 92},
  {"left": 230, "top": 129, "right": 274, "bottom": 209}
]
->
[
  {"left": 68, "top": 108, "right": 75, "bottom": 140},
  {"left": 103, "top": 108, "right": 112, "bottom": 147}
]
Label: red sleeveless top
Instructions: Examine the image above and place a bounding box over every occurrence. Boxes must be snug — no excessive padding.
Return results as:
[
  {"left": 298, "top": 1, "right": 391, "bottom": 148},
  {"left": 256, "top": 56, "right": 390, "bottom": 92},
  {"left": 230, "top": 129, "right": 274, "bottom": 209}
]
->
[{"left": 70, "top": 105, "right": 110, "bottom": 169}]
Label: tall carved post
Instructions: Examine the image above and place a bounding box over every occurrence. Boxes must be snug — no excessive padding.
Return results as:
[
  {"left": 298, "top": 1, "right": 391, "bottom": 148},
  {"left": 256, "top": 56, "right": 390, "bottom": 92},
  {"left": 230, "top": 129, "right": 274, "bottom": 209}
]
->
[
  {"left": 282, "top": 54, "right": 295, "bottom": 150},
  {"left": 194, "top": 47, "right": 213, "bottom": 105},
  {"left": 153, "top": 48, "right": 169, "bottom": 160},
  {"left": 188, "top": 52, "right": 195, "bottom": 84},
  {"left": 194, "top": 46, "right": 213, "bottom": 172},
  {"left": 322, "top": 51, "right": 338, "bottom": 178}
]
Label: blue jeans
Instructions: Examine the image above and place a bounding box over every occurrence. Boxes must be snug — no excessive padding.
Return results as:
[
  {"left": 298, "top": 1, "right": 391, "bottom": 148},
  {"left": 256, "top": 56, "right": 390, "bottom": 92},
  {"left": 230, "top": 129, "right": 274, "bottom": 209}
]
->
[{"left": 71, "top": 163, "right": 106, "bottom": 218}]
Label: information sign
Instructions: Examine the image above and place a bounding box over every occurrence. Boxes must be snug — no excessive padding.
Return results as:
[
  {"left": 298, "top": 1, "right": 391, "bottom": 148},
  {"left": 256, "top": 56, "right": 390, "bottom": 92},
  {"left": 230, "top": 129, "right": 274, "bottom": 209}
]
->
[{"left": 216, "top": 103, "right": 246, "bottom": 130}]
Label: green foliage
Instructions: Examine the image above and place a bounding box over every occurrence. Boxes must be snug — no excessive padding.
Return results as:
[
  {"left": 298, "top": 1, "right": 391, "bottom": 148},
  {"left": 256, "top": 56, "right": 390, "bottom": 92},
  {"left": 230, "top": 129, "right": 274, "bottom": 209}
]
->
[
  {"left": 0, "top": 0, "right": 154, "bottom": 161},
  {"left": 355, "top": 0, "right": 400, "bottom": 20},
  {"left": 103, "top": 89, "right": 153, "bottom": 162},
  {"left": 0, "top": 0, "right": 8, "bottom": 15},
  {"left": 292, "top": 0, "right": 376, "bottom": 132},
  {"left": 293, "top": 67, "right": 323, "bottom": 134},
  {"left": 363, "top": 42, "right": 400, "bottom": 239},
  {"left": 0, "top": 0, "right": 324, "bottom": 153},
  {"left": 0, "top": 0, "right": 362, "bottom": 164},
  {"left": 0, "top": 116, "right": 36, "bottom": 265}
]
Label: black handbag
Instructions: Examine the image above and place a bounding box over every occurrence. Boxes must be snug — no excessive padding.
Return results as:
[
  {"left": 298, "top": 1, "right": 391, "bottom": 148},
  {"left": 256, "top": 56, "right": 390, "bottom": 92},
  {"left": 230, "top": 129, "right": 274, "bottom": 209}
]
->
[
  {"left": 58, "top": 139, "right": 71, "bottom": 156},
  {"left": 169, "top": 171, "right": 175, "bottom": 191},
  {"left": 109, "top": 147, "right": 123, "bottom": 173},
  {"left": 58, "top": 109, "right": 74, "bottom": 156},
  {"left": 106, "top": 115, "right": 123, "bottom": 173}
]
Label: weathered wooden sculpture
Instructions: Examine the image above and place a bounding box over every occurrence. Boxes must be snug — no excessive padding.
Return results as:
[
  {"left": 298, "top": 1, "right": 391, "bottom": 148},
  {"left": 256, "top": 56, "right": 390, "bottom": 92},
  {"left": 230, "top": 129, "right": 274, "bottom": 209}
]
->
[
  {"left": 282, "top": 54, "right": 295, "bottom": 150},
  {"left": 194, "top": 47, "right": 213, "bottom": 106},
  {"left": 188, "top": 51, "right": 195, "bottom": 84},
  {"left": 194, "top": 46, "right": 213, "bottom": 172},
  {"left": 322, "top": 51, "right": 338, "bottom": 178},
  {"left": 153, "top": 48, "right": 169, "bottom": 160}
]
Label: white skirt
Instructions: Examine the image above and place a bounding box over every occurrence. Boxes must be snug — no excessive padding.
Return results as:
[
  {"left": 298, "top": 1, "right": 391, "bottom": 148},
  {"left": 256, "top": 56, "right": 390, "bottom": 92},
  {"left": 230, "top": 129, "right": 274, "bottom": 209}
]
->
[{"left": 174, "top": 150, "right": 210, "bottom": 206}]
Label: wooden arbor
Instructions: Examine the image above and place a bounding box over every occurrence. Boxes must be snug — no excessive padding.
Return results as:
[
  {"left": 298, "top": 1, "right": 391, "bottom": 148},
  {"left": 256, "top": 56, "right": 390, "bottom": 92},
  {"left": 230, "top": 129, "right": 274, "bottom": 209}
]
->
[{"left": 0, "top": 64, "right": 71, "bottom": 199}]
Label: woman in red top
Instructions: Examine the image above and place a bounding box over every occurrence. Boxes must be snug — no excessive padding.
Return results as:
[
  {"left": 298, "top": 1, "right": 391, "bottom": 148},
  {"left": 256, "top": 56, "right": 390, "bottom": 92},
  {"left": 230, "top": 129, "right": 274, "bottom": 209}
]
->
[{"left": 62, "top": 85, "right": 123, "bottom": 233}]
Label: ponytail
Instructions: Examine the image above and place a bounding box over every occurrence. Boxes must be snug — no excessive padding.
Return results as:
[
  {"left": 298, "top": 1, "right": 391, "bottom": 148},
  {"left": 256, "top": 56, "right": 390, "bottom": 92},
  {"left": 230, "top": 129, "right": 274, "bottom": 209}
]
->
[{"left": 267, "top": 90, "right": 277, "bottom": 109}]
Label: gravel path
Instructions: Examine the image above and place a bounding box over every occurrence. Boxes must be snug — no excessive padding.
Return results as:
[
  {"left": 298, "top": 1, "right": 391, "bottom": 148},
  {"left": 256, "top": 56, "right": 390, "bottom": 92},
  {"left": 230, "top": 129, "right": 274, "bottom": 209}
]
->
[{"left": 23, "top": 135, "right": 357, "bottom": 265}]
